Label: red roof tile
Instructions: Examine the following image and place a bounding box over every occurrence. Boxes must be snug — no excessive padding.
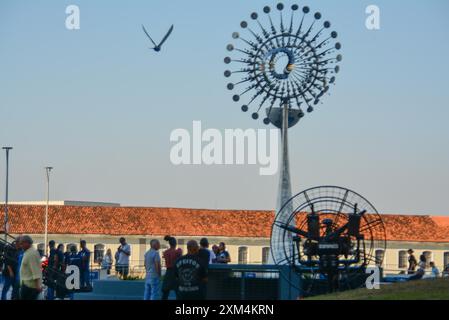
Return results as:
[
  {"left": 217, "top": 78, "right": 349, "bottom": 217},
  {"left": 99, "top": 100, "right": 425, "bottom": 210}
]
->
[
  {"left": 1, "top": 205, "right": 449, "bottom": 242},
  {"left": 1, "top": 205, "right": 273, "bottom": 238}
]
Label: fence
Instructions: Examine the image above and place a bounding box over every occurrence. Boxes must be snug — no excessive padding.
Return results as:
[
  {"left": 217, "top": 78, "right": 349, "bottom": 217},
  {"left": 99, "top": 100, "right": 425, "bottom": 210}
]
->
[{"left": 207, "top": 264, "right": 281, "bottom": 300}]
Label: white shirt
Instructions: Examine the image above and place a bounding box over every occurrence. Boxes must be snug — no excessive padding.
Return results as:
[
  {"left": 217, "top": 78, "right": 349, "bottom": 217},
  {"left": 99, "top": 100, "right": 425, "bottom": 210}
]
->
[
  {"left": 117, "top": 243, "right": 131, "bottom": 266},
  {"left": 208, "top": 249, "right": 216, "bottom": 264}
]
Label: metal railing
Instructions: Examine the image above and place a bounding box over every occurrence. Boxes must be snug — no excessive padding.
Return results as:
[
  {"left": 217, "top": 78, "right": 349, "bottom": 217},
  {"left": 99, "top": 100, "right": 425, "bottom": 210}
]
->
[{"left": 207, "top": 264, "right": 281, "bottom": 300}]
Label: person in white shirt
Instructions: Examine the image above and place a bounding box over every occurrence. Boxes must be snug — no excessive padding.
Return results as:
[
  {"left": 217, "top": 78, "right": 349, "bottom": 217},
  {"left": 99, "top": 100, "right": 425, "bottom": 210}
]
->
[
  {"left": 199, "top": 238, "right": 216, "bottom": 264},
  {"left": 101, "top": 249, "right": 113, "bottom": 275},
  {"left": 409, "top": 254, "right": 426, "bottom": 281},
  {"left": 116, "top": 237, "right": 131, "bottom": 279}
]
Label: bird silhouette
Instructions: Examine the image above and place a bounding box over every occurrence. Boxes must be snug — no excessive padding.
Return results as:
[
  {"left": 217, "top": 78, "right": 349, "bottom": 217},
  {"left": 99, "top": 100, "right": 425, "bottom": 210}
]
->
[{"left": 142, "top": 24, "right": 174, "bottom": 52}]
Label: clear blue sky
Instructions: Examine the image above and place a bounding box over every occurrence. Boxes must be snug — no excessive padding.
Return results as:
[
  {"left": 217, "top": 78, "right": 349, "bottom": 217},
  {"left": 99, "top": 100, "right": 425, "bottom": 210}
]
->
[{"left": 1, "top": 0, "right": 448, "bottom": 215}]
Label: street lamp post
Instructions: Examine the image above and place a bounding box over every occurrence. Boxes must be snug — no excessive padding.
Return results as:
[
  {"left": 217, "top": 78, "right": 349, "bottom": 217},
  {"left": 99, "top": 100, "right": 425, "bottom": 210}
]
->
[
  {"left": 44, "top": 166, "right": 53, "bottom": 256},
  {"left": 2, "top": 147, "right": 12, "bottom": 242}
]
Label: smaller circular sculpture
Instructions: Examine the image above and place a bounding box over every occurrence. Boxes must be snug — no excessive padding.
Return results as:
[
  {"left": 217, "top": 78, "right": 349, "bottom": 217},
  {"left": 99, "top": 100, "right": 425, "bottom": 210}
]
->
[
  {"left": 224, "top": 3, "right": 342, "bottom": 125},
  {"left": 271, "top": 186, "right": 387, "bottom": 296}
]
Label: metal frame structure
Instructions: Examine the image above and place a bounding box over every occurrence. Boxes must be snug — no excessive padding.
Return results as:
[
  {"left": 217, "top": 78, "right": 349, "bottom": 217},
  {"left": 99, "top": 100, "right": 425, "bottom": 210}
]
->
[
  {"left": 224, "top": 3, "right": 341, "bottom": 123},
  {"left": 224, "top": 3, "right": 343, "bottom": 264},
  {"left": 270, "top": 186, "right": 387, "bottom": 295}
]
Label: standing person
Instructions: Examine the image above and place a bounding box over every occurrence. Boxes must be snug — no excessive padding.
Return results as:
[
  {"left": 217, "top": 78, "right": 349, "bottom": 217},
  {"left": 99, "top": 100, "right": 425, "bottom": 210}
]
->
[
  {"left": 409, "top": 254, "right": 426, "bottom": 281},
  {"left": 174, "top": 240, "right": 207, "bottom": 300},
  {"left": 56, "top": 244, "right": 66, "bottom": 272},
  {"left": 216, "top": 242, "right": 231, "bottom": 264},
  {"left": 55, "top": 244, "right": 67, "bottom": 299},
  {"left": 12, "top": 237, "right": 24, "bottom": 300},
  {"left": 430, "top": 262, "right": 440, "bottom": 278},
  {"left": 79, "top": 240, "right": 91, "bottom": 290},
  {"left": 1, "top": 241, "right": 18, "bottom": 300},
  {"left": 161, "top": 236, "right": 182, "bottom": 300},
  {"left": 144, "top": 239, "right": 161, "bottom": 300},
  {"left": 211, "top": 245, "right": 219, "bottom": 263},
  {"left": 19, "top": 236, "right": 43, "bottom": 300},
  {"left": 63, "top": 245, "right": 72, "bottom": 266},
  {"left": 0, "top": 243, "right": 4, "bottom": 286},
  {"left": 101, "top": 249, "right": 113, "bottom": 275},
  {"left": 46, "top": 240, "right": 57, "bottom": 300},
  {"left": 407, "top": 249, "right": 417, "bottom": 275},
  {"left": 198, "top": 238, "right": 214, "bottom": 299},
  {"left": 198, "top": 238, "right": 215, "bottom": 266},
  {"left": 116, "top": 237, "right": 131, "bottom": 280}
]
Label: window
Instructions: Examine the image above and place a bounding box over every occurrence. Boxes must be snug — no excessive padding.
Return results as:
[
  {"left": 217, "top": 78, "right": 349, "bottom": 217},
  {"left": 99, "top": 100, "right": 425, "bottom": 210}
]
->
[
  {"left": 375, "top": 250, "right": 385, "bottom": 266},
  {"left": 444, "top": 252, "right": 449, "bottom": 267},
  {"left": 37, "top": 243, "right": 45, "bottom": 257},
  {"left": 238, "top": 247, "right": 248, "bottom": 264},
  {"left": 423, "top": 251, "right": 432, "bottom": 268},
  {"left": 398, "top": 250, "right": 408, "bottom": 269},
  {"left": 94, "top": 244, "right": 105, "bottom": 263},
  {"left": 262, "top": 247, "right": 270, "bottom": 265}
]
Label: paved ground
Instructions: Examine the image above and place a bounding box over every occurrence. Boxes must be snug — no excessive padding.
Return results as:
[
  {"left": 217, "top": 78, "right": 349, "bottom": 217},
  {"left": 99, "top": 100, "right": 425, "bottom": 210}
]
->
[{"left": 0, "top": 278, "right": 176, "bottom": 300}]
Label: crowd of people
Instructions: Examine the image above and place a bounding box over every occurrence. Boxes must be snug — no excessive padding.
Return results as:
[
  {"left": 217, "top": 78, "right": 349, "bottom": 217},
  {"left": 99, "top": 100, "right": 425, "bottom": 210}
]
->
[
  {"left": 142, "top": 236, "right": 232, "bottom": 300},
  {"left": 0, "top": 234, "right": 233, "bottom": 300},
  {"left": 406, "top": 249, "right": 446, "bottom": 280},
  {"left": 5, "top": 237, "right": 445, "bottom": 300},
  {"left": 1, "top": 235, "right": 43, "bottom": 300},
  {"left": 0, "top": 235, "right": 95, "bottom": 300}
]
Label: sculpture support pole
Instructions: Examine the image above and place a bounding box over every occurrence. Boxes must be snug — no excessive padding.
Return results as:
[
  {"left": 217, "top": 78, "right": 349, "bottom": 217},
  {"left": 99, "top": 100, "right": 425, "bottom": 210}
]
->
[
  {"left": 276, "top": 103, "right": 293, "bottom": 214},
  {"left": 269, "top": 104, "right": 294, "bottom": 265}
]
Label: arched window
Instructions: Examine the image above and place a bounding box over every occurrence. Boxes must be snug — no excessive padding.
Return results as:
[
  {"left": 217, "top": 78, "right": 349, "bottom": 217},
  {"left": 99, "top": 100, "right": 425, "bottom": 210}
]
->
[
  {"left": 238, "top": 247, "right": 248, "bottom": 265},
  {"left": 423, "top": 251, "right": 432, "bottom": 268},
  {"left": 444, "top": 252, "right": 449, "bottom": 267},
  {"left": 94, "top": 244, "right": 105, "bottom": 263},
  {"left": 375, "top": 249, "right": 385, "bottom": 267},
  {"left": 37, "top": 243, "right": 45, "bottom": 257},
  {"left": 262, "top": 247, "right": 270, "bottom": 265},
  {"left": 398, "top": 250, "right": 408, "bottom": 269}
]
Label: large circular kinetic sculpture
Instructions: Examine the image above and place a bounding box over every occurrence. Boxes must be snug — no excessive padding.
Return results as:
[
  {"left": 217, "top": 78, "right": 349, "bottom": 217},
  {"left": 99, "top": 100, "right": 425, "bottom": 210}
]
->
[
  {"left": 224, "top": 3, "right": 342, "bottom": 124},
  {"left": 271, "top": 186, "right": 387, "bottom": 295}
]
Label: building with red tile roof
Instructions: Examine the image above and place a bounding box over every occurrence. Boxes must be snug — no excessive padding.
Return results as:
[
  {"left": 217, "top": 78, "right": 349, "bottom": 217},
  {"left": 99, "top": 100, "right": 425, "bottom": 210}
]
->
[
  {"left": 3, "top": 205, "right": 449, "bottom": 242},
  {"left": 2, "top": 204, "right": 449, "bottom": 273}
]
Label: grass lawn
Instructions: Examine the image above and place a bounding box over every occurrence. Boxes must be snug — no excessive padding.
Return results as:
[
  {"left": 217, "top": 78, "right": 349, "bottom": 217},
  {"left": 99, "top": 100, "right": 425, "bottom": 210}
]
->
[{"left": 307, "top": 278, "right": 449, "bottom": 300}]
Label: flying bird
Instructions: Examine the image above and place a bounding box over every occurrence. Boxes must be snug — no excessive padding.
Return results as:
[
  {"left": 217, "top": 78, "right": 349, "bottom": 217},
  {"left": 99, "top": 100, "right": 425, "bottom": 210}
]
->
[{"left": 142, "top": 24, "right": 174, "bottom": 52}]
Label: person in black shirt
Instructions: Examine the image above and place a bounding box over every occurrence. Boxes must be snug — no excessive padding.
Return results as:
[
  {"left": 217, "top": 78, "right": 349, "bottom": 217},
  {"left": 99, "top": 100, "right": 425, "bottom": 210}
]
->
[
  {"left": 198, "top": 238, "right": 211, "bottom": 268},
  {"left": 55, "top": 244, "right": 67, "bottom": 299},
  {"left": 198, "top": 238, "right": 213, "bottom": 299},
  {"left": 64, "top": 244, "right": 72, "bottom": 266},
  {"left": 174, "top": 240, "right": 207, "bottom": 300},
  {"left": 46, "top": 240, "right": 57, "bottom": 300},
  {"left": 55, "top": 244, "right": 65, "bottom": 271},
  {"left": 1, "top": 241, "right": 19, "bottom": 300},
  {"left": 407, "top": 249, "right": 417, "bottom": 275},
  {"left": 79, "top": 240, "right": 91, "bottom": 290}
]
